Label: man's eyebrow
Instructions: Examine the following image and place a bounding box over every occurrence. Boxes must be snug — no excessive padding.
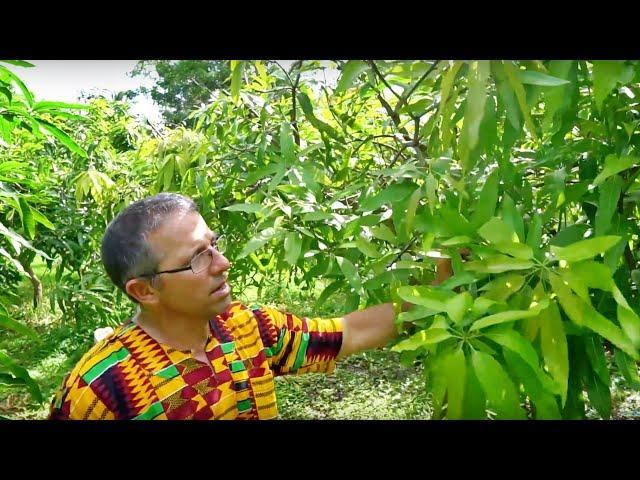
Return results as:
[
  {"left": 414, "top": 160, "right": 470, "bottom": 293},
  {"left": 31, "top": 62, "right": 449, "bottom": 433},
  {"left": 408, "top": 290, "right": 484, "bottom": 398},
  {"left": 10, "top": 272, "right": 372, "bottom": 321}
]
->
[{"left": 185, "top": 231, "right": 216, "bottom": 260}]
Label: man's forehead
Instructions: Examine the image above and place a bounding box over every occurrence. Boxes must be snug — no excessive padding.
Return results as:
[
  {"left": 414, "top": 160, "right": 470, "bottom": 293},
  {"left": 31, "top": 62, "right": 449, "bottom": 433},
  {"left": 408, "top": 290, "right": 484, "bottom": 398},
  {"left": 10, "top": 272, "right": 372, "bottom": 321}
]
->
[{"left": 148, "top": 212, "right": 210, "bottom": 250}]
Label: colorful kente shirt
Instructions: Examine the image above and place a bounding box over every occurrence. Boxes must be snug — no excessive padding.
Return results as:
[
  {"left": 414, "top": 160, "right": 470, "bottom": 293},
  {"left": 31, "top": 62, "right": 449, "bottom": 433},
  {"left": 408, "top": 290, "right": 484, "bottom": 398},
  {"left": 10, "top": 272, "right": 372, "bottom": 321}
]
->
[{"left": 48, "top": 302, "right": 343, "bottom": 420}]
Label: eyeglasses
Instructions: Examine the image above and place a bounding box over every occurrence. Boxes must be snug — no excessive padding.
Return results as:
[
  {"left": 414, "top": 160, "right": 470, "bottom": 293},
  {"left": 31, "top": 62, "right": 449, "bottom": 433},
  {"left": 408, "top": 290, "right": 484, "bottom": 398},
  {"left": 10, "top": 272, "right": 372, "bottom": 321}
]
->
[{"left": 139, "top": 234, "right": 227, "bottom": 278}]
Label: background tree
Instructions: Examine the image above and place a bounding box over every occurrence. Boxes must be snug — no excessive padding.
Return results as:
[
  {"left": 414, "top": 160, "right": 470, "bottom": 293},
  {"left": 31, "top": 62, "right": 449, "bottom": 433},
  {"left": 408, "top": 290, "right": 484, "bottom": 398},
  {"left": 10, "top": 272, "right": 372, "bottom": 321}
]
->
[{"left": 127, "top": 60, "right": 231, "bottom": 127}]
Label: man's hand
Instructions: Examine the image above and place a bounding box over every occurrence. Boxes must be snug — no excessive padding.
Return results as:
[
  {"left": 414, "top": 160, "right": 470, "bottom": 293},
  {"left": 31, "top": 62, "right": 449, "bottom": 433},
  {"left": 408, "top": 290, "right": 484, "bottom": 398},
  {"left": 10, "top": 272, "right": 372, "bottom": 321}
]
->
[{"left": 432, "top": 247, "right": 470, "bottom": 286}]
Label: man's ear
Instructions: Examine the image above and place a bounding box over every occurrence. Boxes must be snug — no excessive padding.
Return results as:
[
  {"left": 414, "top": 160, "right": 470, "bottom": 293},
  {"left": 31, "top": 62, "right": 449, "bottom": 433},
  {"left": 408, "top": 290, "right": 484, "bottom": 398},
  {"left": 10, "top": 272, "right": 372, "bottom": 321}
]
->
[{"left": 125, "top": 277, "right": 159, "bottom": 306}]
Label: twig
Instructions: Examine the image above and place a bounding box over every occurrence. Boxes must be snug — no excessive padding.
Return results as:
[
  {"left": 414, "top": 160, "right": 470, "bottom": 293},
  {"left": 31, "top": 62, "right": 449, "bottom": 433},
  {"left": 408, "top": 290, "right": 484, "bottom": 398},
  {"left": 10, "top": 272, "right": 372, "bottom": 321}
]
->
[
  {"left": 393, "top": 60, "right": 440, "bottom": 116},
  {"left": 387, "top": 234, "right": 420, "bottom": 269},
  {"left": 368, "top": 61, "right": 402, "bottom": 101}
]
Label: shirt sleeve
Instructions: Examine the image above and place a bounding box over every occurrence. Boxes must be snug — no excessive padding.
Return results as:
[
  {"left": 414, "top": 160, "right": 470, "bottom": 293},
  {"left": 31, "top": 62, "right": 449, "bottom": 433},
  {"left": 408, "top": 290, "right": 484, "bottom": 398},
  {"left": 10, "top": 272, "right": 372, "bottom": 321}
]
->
[
  {"left": 250, "top": 304, "right": 343, "bottom": 376},
  {"left": 48, "top": 367, "right": 116, "bottom": 420}
]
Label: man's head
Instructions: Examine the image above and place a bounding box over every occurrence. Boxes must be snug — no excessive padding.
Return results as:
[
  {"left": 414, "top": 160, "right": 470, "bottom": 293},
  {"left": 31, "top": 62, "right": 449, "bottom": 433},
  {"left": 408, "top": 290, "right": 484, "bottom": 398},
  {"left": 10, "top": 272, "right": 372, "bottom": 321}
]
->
[{"left": 101, "top": 193, "right": 232, "bottom": 317}]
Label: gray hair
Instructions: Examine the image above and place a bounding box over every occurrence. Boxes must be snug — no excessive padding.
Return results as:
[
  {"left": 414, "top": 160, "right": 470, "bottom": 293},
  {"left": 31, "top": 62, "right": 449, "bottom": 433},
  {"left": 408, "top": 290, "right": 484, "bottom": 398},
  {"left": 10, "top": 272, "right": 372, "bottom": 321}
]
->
[{"left": 101, "top": 193, "right": 199, "bottom": 302}]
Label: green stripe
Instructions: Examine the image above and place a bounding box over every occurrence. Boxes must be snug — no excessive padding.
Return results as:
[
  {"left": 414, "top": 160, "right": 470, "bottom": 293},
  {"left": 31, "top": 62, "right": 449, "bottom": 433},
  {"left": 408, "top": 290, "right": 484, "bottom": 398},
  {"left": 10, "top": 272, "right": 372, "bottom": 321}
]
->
[
  {"left": 156, "top": 365, "right": 179, "bottom": 379},
  {"left": 292, "top": 332, "right": 310, "bottom": 371},
  {"left": 237, "top": 399, "right": 252, "bottom": 412},
  {"left": 230, "top": 360, "right": 245, "bottom": 373},
  {"left": 133, "top": 401, "right": 164, "bottom": 420},
  {"left": 267, "top": 327, "right": 286, "bottom": 358},
  {"left": 220, "top": 341, "right": 235, "bottom": 354},
  {"left": 82, "top": 348, "right": 130, "bottom": 384}
]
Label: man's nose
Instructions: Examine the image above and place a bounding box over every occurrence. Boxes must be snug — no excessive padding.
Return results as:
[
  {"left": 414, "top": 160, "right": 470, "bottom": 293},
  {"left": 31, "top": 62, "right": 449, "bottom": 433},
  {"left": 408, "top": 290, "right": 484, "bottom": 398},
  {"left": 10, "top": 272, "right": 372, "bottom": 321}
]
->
[{"left": 210, "top": 249, "right": 231, "bottom": 274}]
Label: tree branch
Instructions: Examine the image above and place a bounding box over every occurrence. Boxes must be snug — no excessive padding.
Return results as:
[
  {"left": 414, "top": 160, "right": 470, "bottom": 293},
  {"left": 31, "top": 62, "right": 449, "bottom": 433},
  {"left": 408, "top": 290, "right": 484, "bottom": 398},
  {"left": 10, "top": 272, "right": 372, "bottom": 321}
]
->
[
  {"left": 393, "top": 60, "right": 440, "bottom": 116},
  {"left": 387, "top": 234, "right": 420, "bottom": 269},
  {"left": 368, "top": 61, "right": 402, "bottom": 101},
  {"left": 273, "top": 61, "right": 295, "bottom": 87}
]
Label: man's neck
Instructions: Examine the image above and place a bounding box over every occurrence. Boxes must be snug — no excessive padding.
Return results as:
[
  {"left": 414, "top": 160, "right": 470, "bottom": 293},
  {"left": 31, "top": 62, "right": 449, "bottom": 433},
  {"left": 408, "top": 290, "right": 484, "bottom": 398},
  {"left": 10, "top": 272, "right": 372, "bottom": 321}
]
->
[{"left": 134, "top": 308, "right": 210, "bottom": 354}]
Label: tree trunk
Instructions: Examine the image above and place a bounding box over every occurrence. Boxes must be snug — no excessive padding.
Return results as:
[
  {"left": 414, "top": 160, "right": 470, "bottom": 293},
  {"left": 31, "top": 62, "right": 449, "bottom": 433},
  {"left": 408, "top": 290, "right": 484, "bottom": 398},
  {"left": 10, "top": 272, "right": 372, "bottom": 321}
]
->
[{"left": 23, "top": 262, "right": 43, "bottom": 309}]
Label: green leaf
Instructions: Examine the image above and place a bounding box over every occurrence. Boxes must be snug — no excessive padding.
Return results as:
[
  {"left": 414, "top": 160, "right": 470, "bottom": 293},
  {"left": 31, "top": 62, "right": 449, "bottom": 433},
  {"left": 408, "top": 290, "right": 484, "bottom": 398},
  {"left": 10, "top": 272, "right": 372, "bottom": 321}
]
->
[
  {"left": 618, "top": 304, "right": 640, "bottom": 350},
  {"left": 462, "top": 355, "right": 487, "bottom": 419},
  {"left": 0, "top": 247, "right": 27, "bottom": 276},
  {"left": 35, "top": 119, "right": 86, "bottom": 157},
  {"left": 471, "top": 170, "right": 500, "bottom": 229},
  {"left": 280, "top": 121, "right": 295, "bottom": 165},
  {"left": 18, "top": 198, "right": 35, "bottom": 239},
  {"left": 425, "top": 173, "right": 438, "bottom": 213},
  {"left": 442, "top": 349, "right": 466, "bottom": 419},
  {"left": 237, "top": 228, "right": 282, "bottom": 259},
  {"left": 302, "top": 211, "right": 333, "bottom": 222},
  {"left": 0, "top": 222, "right": 50, "bottom": 259},
  {"left": 471, "top": 350, "right": 526, "bottom": 419},
  {"left": 549, "top": 274, "right": 638, "bottom": 359},
  {"left": 502, "top": 350, "right": 561, "bottom": 419},
  {"left": 469, "top": 297, "right": 549, "bottom": 331},
  {"left": 223, "top": 203, "right": 264, "bottom": 213},
  {"left": 355, "top": 235, "right": 380, "bottom": 258},
  {"left": 485, "top": 328, "right": 545, "bottom": 375},
  {"left": 437, "top": 61, "right": 463, "bottom": 120},
  {"left": 438, "top": 271, "right": 477, "bottom": 291},
  {"left": 501, "top": 194, "right": 525, "bottom": 242},
  {"left": 519, "top": 70, "right": 570, "bottom": 86},
  {"left": 0, "top": 351, "right": 42, "bottom": 404},
  {"left": 491, "top": 242, "right": 533, "bottom": 260},
  {"left": 538, "top": 300, "right": 569, "bottom": 405},
  {"left": 480, "top": 273, "right": 525, "bottom": 302},
  {"left": 284, "top": 232, "right": 302, "bottom": 266},
  {"left": 566, "top": 260, "right": 613, "bottom": 293},
  {"left": 459, "top": 61, "right": 489, "bottom": 170},
  {"left": 336, "top": 256, "right": 363, "bottom": 295},
  {"left": 335, "top": 61, "right": 368, "bottom": 94},
  {"left": 391, "top": 328, "right": 453, "bottom": 352},
  {"left": 542, "top": 61, "right": 575, "bottom": 132},
  {"left": 0, "top": 65, "right": 33, "bottom": 106},
  {"left": 550, "top": 236, "right": 621, "bottom": 263},
  {"left": 427, "top": 354, "right": 448, "bottom": 418},
  {"left": 526, "top": 213, "right": 543, "bottom": 254},
  {"left": 593, "top": 155, "right": 637, "bottom": 186},
  {"left": 396, "top": 286, "right": 455, "bottom": 312},
  {"left": 315, "top": 280, "right": 344, "bottom": 310},
  {"left": 585, "top": 372, "right": 611, "bottom": 419},
  {"left": 502, "top": 61, "right": 538, "bottom": 140},
  {"left": 396, "top": 305, "right": 440, "bottom": 324},
  {"left": 592, "top": 60, "right": 634, "bottom": 110},
  {"left": 478, "top": 217, "right": 519, "bottom": 244},
  {"left": 0, "top": 310, "right": 38, "bottom": 340},
  {"left": 230, "top": 60, "right": 245, "bottom": 101},
  {"left": 550, "top": 224, "right": 590, "bottom": 247},
  {"left": 478, "top": 92, "right": 497, "bottom": 152},
  {"left": 297, "top": 92, "right": 339, "bottom": 139},
  {"left": 445, "top": 292, "right": 473, "bottom": 325},
  {"left": 613, "top": 348, "right": 640, "bottom": 389},
  {"left": 359, "top": 181, "right": 418, "bottom": 212},
  {"left": 162, "top": 158, "right": 174, "bottom": 191},
  {"left": 440, "top": 207, "right": 475, "bottom": 236},
  {"left": 493, "top": 62, "right": 521, "bottom": 131},
  {"left": 0, "top": 60, "right": 35, "bottom": 68},
  {"left": 29, "top": 207, "right": 54, "bottom": 230},
  {"left": 32, "top": 101, "right": 89, "bottom": 112},
  {"left": 465, "top": 254, "right": 533, "bottom": 274},
  {"left": 370, "top": 225, "right": 396, "bottom": 244},
  {"left": 440, "top": 235, "right": 472, "bottom": 246},
  {"left": 583, "top": 335, "right": 610, "bottom": 387},
  {"left": 405, "top": 187, "right": 422, "bottom": 236}
]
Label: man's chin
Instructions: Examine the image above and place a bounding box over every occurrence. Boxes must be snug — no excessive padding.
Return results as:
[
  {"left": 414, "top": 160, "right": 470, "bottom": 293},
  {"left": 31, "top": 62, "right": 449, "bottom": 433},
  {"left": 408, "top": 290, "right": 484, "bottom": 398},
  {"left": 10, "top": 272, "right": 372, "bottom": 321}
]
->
[{"left": 211, "top": 295, "right": 233, "bottom": 315}]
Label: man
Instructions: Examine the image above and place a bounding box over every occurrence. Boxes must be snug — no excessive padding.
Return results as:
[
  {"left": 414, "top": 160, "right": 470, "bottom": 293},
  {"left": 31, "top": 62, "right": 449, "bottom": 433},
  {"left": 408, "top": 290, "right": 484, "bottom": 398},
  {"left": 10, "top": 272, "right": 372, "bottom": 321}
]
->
[{"left": 49, "top": 193, "right": 450, "bottom": 420}]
